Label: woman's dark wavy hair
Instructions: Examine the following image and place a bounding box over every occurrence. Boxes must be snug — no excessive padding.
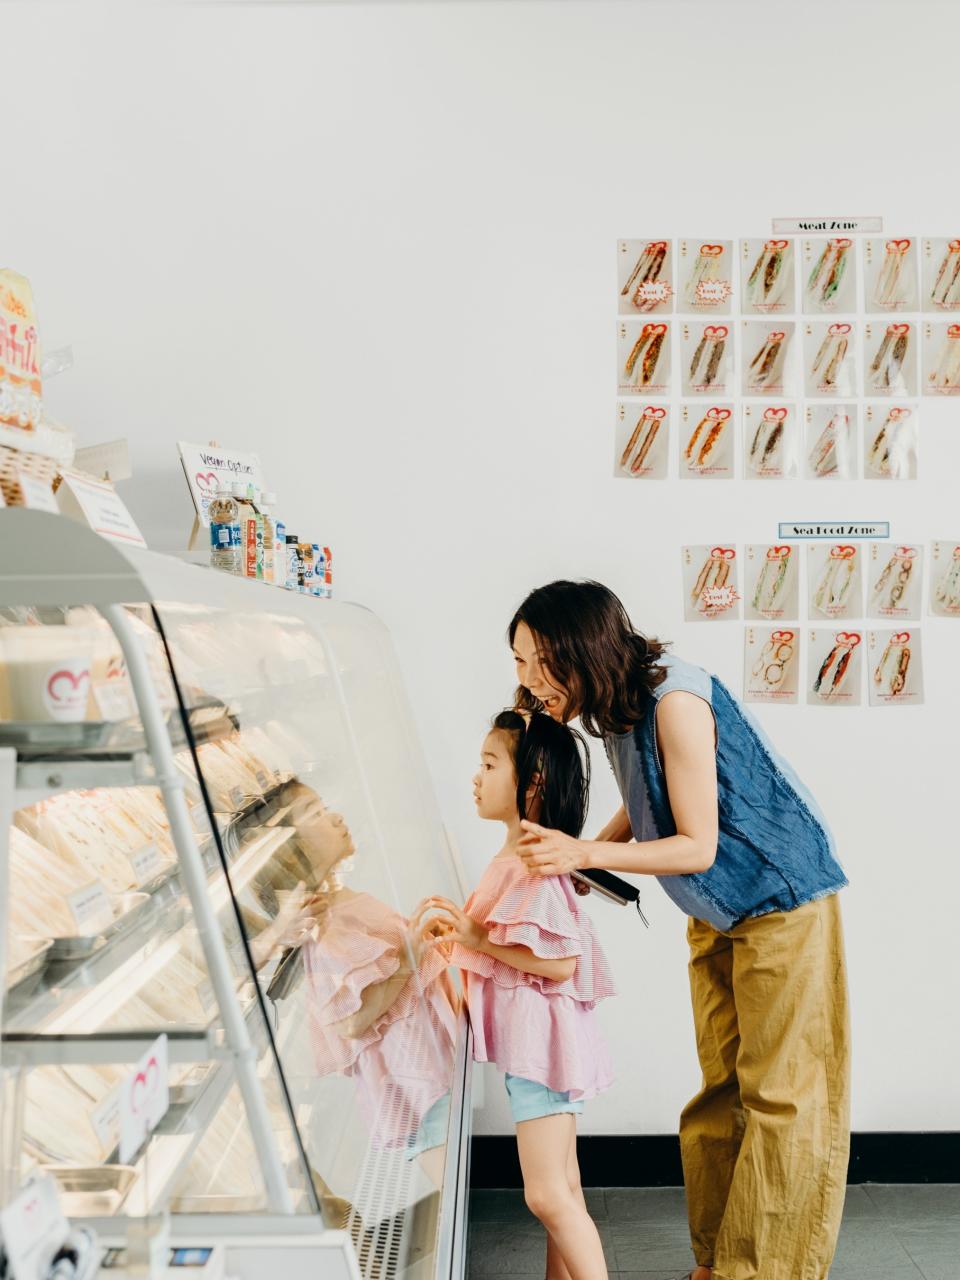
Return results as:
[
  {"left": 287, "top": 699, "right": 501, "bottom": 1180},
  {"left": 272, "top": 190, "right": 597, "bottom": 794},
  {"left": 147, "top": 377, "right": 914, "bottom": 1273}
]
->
[
  {"left": 508, "top": 580, "right": 668, "bottom": 737},
  {"left": 491, "top": 709, "right": 590, "bottom": 838}
]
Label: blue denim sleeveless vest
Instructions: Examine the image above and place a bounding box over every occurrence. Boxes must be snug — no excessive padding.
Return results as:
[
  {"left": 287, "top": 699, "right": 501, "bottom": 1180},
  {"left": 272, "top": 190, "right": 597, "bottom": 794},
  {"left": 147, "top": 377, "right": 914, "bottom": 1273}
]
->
[{"left": 604, "top": 654, "right": 847, "bottom": 930}]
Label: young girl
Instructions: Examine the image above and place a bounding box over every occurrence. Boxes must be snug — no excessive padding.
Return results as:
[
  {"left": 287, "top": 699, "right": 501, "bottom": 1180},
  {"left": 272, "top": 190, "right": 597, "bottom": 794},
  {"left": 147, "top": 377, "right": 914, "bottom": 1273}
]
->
[{"left": 419, "top": 710, "right": 614, "bottom": 1280}]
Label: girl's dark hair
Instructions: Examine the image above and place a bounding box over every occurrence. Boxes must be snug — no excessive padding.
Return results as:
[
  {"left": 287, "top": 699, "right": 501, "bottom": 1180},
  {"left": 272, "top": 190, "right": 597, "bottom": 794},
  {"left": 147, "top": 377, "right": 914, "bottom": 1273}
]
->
[
  {"left": 492, "top": 709, "right": 589, "bottom": 838},
  {"left": 508, "top": 580, "right": 668, "bottom": 737}
]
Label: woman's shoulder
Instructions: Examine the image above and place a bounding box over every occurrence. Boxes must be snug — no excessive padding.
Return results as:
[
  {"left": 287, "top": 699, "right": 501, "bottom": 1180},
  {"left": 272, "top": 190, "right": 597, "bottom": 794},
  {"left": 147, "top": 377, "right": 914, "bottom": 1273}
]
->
[{"left": 651, "top": 653, "right": 714, "bottom": 704}]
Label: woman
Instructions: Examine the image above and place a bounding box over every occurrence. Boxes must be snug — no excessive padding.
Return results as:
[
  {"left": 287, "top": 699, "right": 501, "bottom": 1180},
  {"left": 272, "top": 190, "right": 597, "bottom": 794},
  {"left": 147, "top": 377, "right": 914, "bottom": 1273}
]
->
[{"left": 508, "top": 580, "right": 850, "bottom": 1280}]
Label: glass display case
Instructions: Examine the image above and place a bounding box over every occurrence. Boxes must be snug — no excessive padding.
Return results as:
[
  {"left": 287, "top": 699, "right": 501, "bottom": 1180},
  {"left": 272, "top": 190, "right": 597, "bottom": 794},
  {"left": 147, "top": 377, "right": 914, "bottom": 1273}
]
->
[{"left": 0, "top": 510, "right": 471, "bottom": 1280}]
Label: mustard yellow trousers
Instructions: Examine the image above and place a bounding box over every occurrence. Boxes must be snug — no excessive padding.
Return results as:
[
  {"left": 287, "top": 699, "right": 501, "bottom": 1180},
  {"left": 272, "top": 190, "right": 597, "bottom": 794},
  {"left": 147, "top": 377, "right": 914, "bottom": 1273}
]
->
[{"left": 680, "top": 894, "right": 851, "bottom": 1280}]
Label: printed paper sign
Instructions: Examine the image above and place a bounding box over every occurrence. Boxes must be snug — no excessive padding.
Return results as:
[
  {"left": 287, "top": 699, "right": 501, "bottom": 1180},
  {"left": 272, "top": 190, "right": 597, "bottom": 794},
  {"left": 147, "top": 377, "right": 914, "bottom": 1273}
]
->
[
  {"left": 128, "top": 843, "right": 165, "bottom": 887},
  {"left": 15, "top": 473, "right": 59, "bottom": 513},
  {"left": 617, "top": 320, "right": 671, "bottom": 394},
  {"left": 615, "top": 403, "right": 669, "bottom": 479},
  {"left": 67, "top": 880, "right": 113, "bottom": 934},
  {"left": 807, "top": 630, "right": 863, "bottom": 706},
  {"left": 744, "top": 628, "right": 800, "bottom": 705},
  {"left": 0, "top": 1175, "right": 67, "bottom": 1280},
  {"left": 678, "top": 240, "right": 733, "bottom": 313},
  {"left": 868, "top": 630, "right": 924, "bottom": 706},
  {"left": 779, "top": 521, "right": 889, "bottom": 540},
  {"left": 923, "top": 238, "right": 960, "bottom": 312},
  {"left": 742, "top": 322, "right": 795, "bottom": 396},
  {"left": 864, "top": 322, "right": 917, "bottom": 397},
  {"left": 57, "top": 470, "right": 146, "bottom": 546},
  {"left": 773, "top": 216, "right": 882, "bottom": 234},
  {"left": 803, "top": 239, "right": 858, "bottom": 314},
  {"left": 177, "top": 442, "right": 264, "bottom": 548},
  {"left": 73, "top": 438, "right": 132, "bottom": 482},
  {"left": 743, "top": 405, "right": 800, "bottom": 480},
  {"left": 864, "top": 238, "right": 919, "bottom": 312},
  {"left": 808, "top": 544, "right": 863, "bottom": 619},
  {"left": 741, "top": 239, "right": 795, "bottom": 314},
  {"left": 681, "top": 545, "right": 741, "bottom": 622},
  {"left": 617, "top": 240, "right": 673, "bottom": 315},
  {"left": 930, "top": 541, "right": 960, "bottom": 616},
  {"left": 804, "top": 405, "right": 859, "bottom": 479},
  {"left": 683, "top": 323, "right": 734, "bottom": 396},
  {"left": 868, "top": 543, "right": 922, "bottom": 620},
  {"left": 120, "top": 1033, "right": 170, "bottom": 1163},
  {"left": 922, "top": 322, "right": 960, "bottom": 395},
  {"left": 680, "top": 405, "right": 734, "bottom": 479},
  {"left": 745, "top": 544, "right": 799, "bottom": 620},
  {"left": 804, "top": 323, "right": 857, "bottom": 397},
  {"left": 864, "top": 405, "right": 918, "bottom": 480}
]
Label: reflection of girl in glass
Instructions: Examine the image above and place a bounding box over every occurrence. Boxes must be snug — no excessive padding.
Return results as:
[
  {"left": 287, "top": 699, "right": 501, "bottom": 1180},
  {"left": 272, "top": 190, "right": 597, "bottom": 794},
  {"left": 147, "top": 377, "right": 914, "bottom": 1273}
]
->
[{"left": 420, "top": 712, "right": 615, "bottom": 1280}]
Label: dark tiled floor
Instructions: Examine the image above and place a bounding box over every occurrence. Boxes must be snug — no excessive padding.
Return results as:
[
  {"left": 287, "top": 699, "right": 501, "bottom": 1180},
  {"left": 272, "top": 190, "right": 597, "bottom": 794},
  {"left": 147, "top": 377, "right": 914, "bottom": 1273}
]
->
[{"left": 467, "top": 1185, "right": 960, "bottom": 1278}]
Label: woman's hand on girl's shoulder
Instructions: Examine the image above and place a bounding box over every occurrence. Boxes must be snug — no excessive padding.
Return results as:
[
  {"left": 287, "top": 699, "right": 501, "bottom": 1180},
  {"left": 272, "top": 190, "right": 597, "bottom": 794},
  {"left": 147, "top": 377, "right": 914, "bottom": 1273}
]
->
[{"left": 517, "top": 821, "right": 586, "bottom": 878}]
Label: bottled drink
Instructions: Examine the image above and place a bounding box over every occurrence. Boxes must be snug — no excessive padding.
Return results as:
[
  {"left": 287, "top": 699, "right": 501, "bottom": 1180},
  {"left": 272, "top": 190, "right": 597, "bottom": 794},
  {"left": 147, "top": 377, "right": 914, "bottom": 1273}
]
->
[
  {"left": 311, "top": 545, "right": 324, "bottom": 597},
  {"left": 209, "top": 486, "right": 242, "bottom": 574},
  {"left": 259, "top": 493, "right": 276, "bottom": 585},
  {"left": 263, "top": 492, "right": 285, "bottom": 586},
  {"left": 298, "top": 541, "right": 314, "bottom": 594},
  {"left": 285, "top": 535, "right": 300, "bottom": 591}
]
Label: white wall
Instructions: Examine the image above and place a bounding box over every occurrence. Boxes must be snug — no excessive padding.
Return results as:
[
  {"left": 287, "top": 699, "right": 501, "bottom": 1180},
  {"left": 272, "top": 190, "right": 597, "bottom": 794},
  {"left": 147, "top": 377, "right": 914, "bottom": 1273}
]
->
[{"left": 5, "top": 0, "right": 959, "bottom": 1136}]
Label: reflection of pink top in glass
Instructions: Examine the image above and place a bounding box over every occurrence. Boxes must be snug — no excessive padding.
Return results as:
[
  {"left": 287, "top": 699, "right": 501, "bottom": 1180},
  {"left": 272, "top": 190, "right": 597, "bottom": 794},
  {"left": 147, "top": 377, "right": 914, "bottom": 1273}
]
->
[
  {"left": 453, "top": 856, "right": 616, "bottom": 1101},
  {"left": 305, "top": 891, "right": 458, "bottom": 1149}
]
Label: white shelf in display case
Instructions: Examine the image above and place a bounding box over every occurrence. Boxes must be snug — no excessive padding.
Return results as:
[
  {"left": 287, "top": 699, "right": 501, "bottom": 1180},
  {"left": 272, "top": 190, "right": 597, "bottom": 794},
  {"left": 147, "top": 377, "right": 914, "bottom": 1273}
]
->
[{"left": 0, "top": 510, "right": 471, "bottom": 1280}]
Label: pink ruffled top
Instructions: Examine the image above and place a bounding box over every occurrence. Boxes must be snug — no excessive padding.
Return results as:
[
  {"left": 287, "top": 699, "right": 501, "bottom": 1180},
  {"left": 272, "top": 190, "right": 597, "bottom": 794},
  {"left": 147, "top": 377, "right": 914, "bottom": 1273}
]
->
[
  {"left": 452, "top": 855, "right": 615, "bottom": 1101},
  {"left": 304, "top": 890, "right": 458, "bottom": 1149}
]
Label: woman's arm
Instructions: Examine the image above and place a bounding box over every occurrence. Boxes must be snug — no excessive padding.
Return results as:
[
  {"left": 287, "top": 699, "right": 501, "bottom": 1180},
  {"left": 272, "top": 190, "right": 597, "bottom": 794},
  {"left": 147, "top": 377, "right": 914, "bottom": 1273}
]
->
[
  {"left": 595, "top": 805, "right": 634, "bottom": 843},
  {"left": 519, "top": 692, "right": 719, "bottom": 878}
]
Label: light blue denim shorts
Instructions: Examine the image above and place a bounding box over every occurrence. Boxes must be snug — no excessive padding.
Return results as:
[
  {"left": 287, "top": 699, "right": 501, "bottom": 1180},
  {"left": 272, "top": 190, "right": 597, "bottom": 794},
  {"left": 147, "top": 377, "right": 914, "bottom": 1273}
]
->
[{"left": 505, "top": 1073, "right": 584, "bottom": 1124}]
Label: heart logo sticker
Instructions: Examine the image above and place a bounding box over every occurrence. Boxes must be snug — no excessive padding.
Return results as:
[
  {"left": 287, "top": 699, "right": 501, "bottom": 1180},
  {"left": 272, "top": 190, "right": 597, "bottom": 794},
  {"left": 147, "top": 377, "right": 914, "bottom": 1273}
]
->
[
  {"left": 948, "top": 325, "right": 960, "bottom": 338},
  {"left": 767, "top": 545, "right": 791, "bottom": 559},
  {"left": 766, "top": 239, "right": 789, "bottom": 250},
  {"left": 704, "top": 326, "right": 728, "bottom": 339},
  {"left": 888, "top": 323, "right": 910, "bottom": 335},
  {"left": 772, "top": 630, "right": 795, "bottom": 642},
  {"left": 43, "top": 664, "right": 91, "bottom": 721},
  {"left": 700, "top": 244, "right": 724, "bottom": 256},
  {"left": 829, "top": 323, "right": 852, "bottom": 336},
  {"left": 836, "top": 632, "right": 861, "bottom": 646},
  {"left": 895, "top": 546, "right": 917, "bottom": 559},
  {"left": 764, "top": 407, "right": 789, "bottom": 421},
  {"left": 769, "top": 331, "right": 786, "bottom": 342},
  {"left": 711, "top": 547, "right": 736, "bottom": 560},
  {"left": 892, "top": 631, "right": 911, "bottom": 644},
  {"left": 647, "top": 240, "right": 668, "bottom": 251},
  {"left": 643, "top": 323, "right": 668, "bottom": 336},
  {"left": 887, "top": 239, "right": 911, "bottom": 252},
  {"left": 195, "top": 471, "right": 219, "bottom": 494},
  {"left": 833, "top": 238, "right": 853, "bottom": 248},
  {"left": 831, "top": 545, "right": 857, "bottom": 558},
  {"left": 708, "top": 408, "right": 732, "bottom": 420},
  {"left": 647, "top": 406, "right": 666, "bottom": 419},
  {"left": 889, "top": 407, "right": 911, "bottom": 419}
]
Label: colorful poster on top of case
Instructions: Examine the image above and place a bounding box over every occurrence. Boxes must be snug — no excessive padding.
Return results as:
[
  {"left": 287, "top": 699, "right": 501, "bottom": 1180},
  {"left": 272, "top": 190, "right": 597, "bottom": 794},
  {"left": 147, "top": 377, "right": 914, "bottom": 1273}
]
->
[
  {"left": 867, "top": 543, "right": 922, "bottom": 620},
  {"left": 804, "top": 322, "right": 857, "bottom": 397},
  {"left": 804, "top": 405, "right": 859, "bottom": 480},
  {"left": 678, "top": 241, "right": 733, "bottom": 314},
  {"left": 681, "top": 545, "right": 741, "bottom": 622},
  {"left": 864, "top": 321, "right": 917, "bottom": 397},
  {"left": 808, "top": 543, "right": 863, "bottom": 620},
  {"left": 864, "top": 404, "right": 918, "bottom": 480},
  {"left": 922, "top": 321, "right": 960, "bottom": 395},
  {"left": 744, "top": 627, "right": 800, "bottom": 705},
  {"left": 617, "top": 240, "right": 673, "bottom": 315},
  {"left": 930, "top": 541, "right": 960, "bottom": 616},
  {"left": 744, "top": 544, "right": 799, "bottom": 621},
  {"left": 807, "top": 629, "right": 863, "bottom": 706},
  {"left": 741, "top": 239, "right": 795, "bottom": 314},
  {"left": 617, "top": 320, "right": 671, "bottom": 395},
  {"left": 923, "top": 238, "right": 960, "bottom": 312},
  {"left": 743, "top": 404, "right": 800, "bottom": 480},
  {"left": 868, "top": 629, "right": 924, "bottom": 706},
  {"left": 864, "top": 238, "right": 919, "bottom": 312},
  {"left": 742, "top": 322, "right": 796, "bottom": 397},
  {"left": 803, "top": 238, "right": 858, "bottom": 314},
  {"left": 679, "top": 405, "right": 734, "bottom": 479},
  {"left": 615, "top": 403, "right": 669, "bottom": 479}
]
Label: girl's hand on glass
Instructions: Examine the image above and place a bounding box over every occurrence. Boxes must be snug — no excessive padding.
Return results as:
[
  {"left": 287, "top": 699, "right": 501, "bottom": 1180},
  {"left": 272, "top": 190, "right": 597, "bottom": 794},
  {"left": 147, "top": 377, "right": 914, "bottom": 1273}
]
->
[
  {"left": 517, "top": 821, "right": 585, "bottom": 877},
  {"left": 415, "top": 896, "right": 488, "bottom": 953}
]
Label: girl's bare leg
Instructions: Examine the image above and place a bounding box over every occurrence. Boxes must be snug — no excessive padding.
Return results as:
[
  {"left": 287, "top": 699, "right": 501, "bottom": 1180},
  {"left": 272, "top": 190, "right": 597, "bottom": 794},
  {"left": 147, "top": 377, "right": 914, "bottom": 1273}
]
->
[
  {"left": 544, "top": 1123, "right": 589, "bottom": 1280},
  {"left": 517, "top": 1114, "right": 608, "bottom": 1280}
]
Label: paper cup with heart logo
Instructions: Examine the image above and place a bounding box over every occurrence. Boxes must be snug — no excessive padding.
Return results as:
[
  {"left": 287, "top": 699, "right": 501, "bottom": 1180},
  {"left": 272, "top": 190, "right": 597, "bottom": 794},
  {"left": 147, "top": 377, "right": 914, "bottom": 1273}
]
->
[{"left": 0, "top": 626, "right": 95, "bottom": 723}]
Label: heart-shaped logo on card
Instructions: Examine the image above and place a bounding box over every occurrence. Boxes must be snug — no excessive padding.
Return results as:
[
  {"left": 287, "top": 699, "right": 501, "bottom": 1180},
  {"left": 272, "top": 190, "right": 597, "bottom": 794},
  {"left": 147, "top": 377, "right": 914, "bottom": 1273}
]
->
[
  {"left": 949, "top": 240, "right": 960, "bottom": 251},
  {"left": 643, "top": 323, "right": 668, "bottom": 336},
  {"left": 948, "top": 325, "right": 960, "bottom": 338},
  {"left": 704, "top": 326, "right": 728, "bottom": 339},
  {"left": 195, "top": 471, "right": 219, "bottom": 494},
  {"left": 47, "top": 668, "right": 91, "bottom": 701},
  {"left": 769, "top": 331, "right": 786, "bottom": 342},
  {"left": 647, "top": 407, "right": 666, "bottom": 418},
  {"left": 836, "top": 632, "right": 861, "bottom": 646},
  {"left": 766, "top": 239, "right": 789, "bottom": 250},
  {"left": 888, "top": 323, "right": 910, "bottom": 335},
  {"left": 831, "top": 545, "right": 857, "bottom": 559},
  {"left": 892, "top": 631, "right": 911, "bottom": 644},
  {"left": 887, "top": 239, "right": 911, "bottom": 252},
  {"left": 833, "top": 238, "right": 853, "bottom": 248},
  {"left": 647, "top": 240, "right": 668, "bottom": 251},
  {"left": 767, "top": 546, "right": 791, "bottom": 560},
  {"left": 764, "top": 407, "right": 789, "bottom": 421},
  {"left": 711, "top": 547, "right": 736, "bottom": 560},
  {"left": 700, "top": 244, "right": 724, "bottom": 256},
  {"left": 772, "top": 630, "right": 795, "bottom": 643},
  {"left": 707, "top": 407, "right": 731, "bottom": 421},
  {"left": 829, "top": 323, "right": 852, "bottom": 336},
  {"left": 889, "top": 407, "right": 911, "bottom": 419},
  {"left": 895, "top": 546, "right": 917, "bottom": 559}
]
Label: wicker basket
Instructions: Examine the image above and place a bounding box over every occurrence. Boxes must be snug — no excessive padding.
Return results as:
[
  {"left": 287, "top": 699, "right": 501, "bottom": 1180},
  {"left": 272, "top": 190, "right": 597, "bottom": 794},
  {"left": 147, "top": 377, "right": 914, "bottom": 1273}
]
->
[{"left": 0, "top": 420, "right": 73, "bottom": 506}]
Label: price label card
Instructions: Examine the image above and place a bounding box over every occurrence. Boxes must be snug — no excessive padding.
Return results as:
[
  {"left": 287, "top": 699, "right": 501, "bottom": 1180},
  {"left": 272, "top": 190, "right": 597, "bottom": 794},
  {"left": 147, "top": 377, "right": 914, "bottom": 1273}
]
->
[
  {"left": 16, "top": 473, "right": 59, "bottom": 513},
  {"left": 67, "top": 880, "right": 113, "bottom": 934},
  {"left": 119, "top": 1033, "right": 170, "bottom": 1163},
  {"left": 57, "top": 469, "right": 146, "bottom": 546},
  {"left": 128, "top": 842, "right": 165, "bottom": 887},
  {"left": 91, "top": 1085, "right": 122, "bottom": 1155},
  {"left": 0, "top": 1175, "right": 68, "bottom": 1280},
  {"left": 93, "top": 678, "right": 135, "bottom": 722}
]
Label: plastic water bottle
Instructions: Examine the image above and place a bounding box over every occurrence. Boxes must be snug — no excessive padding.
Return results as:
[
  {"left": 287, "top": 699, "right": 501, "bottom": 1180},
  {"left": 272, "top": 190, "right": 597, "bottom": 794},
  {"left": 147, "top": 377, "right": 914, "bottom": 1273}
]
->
[{"left": 209, "top": 485, "right": 242, "bottom": 575}]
